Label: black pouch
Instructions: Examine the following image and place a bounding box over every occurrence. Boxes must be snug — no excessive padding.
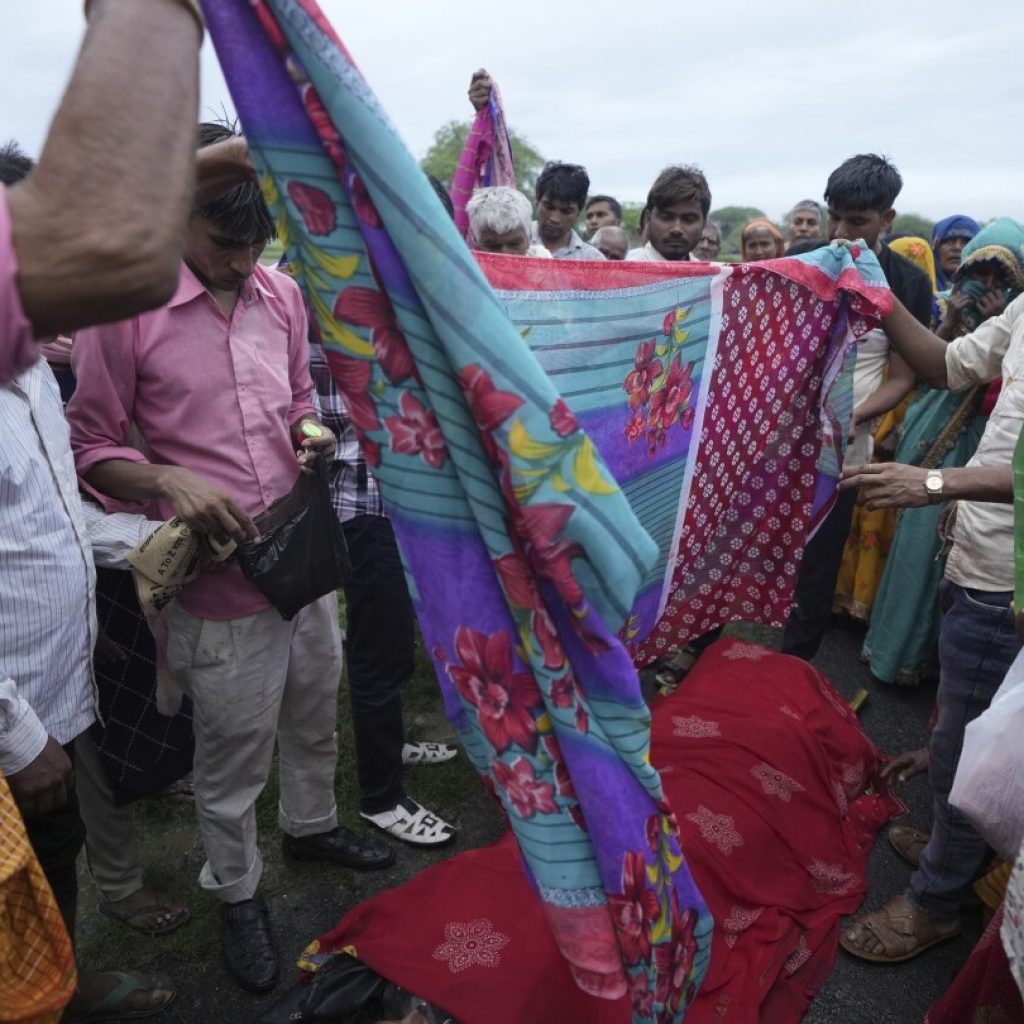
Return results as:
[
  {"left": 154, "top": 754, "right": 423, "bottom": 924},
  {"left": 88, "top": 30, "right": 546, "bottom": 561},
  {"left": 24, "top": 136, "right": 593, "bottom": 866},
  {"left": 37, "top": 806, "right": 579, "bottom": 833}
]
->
[
  {"left": 237, "top": 454, "right": 352, "bottom": 620},
  {"left": 256, "top": 953, "right": 458, "bottom": 1024}
]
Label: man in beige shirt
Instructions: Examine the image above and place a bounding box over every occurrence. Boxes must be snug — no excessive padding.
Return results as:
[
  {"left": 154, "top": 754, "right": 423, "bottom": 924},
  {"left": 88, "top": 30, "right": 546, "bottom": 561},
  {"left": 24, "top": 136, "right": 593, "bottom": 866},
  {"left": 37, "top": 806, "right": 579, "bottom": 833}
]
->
[{"left": 837, "top": 291, "right": 1022, "bottom": 965}]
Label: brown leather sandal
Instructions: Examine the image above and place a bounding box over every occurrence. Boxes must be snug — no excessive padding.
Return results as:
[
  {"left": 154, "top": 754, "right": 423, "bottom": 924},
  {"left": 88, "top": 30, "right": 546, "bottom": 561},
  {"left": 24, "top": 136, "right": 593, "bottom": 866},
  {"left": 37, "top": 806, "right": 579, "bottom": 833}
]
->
[
  {"left": 888, "top": 825, "right": 931, "bottom": 868},
  {"left": 839, "top": 894, "right": 960, "bottom": 963}
]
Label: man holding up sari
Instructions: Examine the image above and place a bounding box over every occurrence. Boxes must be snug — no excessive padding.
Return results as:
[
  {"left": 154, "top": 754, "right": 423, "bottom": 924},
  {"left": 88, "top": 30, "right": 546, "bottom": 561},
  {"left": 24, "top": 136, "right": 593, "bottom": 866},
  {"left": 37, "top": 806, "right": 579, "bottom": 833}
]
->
[
  {"left": 865, "top": 219, "right": 1024, "bottom": 685},
  {"left": 838, "top": 265, "right": 1023, "bottom": 964}
]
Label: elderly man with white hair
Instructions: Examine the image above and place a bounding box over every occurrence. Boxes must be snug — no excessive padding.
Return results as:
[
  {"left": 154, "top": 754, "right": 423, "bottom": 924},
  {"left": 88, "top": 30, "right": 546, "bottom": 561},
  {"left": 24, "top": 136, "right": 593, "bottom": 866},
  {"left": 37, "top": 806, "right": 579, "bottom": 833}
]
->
[
  {"left": 590, "top": 225, "right": 630, "bottom": 261},
  {"left": 467, "top": 186, "right": 551, "bottom": 257}
]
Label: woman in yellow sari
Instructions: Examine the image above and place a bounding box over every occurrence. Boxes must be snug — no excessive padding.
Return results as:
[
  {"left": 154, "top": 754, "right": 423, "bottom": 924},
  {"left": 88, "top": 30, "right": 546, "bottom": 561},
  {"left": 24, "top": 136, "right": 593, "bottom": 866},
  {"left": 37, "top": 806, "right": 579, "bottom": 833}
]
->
[{"left": 833, "top": 237, "right": 939, "bottom": 620}]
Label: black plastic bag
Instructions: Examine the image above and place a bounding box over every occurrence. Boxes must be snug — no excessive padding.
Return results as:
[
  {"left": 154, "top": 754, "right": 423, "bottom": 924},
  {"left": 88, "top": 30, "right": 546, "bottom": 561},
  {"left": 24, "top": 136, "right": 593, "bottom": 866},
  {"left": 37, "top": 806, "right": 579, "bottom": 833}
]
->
[
  {"left": 237, "top": 454, "right": 352, "bottom": 620},
  {"left": 256, "top": 953, "right": 458, "bottom": 1023}
]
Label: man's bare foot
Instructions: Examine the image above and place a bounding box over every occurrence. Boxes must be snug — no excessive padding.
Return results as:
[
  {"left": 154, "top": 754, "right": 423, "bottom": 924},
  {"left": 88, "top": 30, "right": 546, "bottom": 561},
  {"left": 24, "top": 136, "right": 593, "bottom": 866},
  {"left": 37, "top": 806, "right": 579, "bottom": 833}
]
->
[
  {"left": 99, "top": 886, "right": 189, "bottom": 935},
  {"left": 65, "top": 970, "right": 174, "bottom": 1021}
]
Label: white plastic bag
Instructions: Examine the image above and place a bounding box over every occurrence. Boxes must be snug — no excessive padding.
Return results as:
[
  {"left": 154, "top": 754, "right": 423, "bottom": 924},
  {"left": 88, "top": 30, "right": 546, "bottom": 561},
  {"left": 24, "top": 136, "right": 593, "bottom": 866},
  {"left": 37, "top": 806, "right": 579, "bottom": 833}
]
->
[{"left": 949, "top": 647, "right": 1024, "bottom": 862}]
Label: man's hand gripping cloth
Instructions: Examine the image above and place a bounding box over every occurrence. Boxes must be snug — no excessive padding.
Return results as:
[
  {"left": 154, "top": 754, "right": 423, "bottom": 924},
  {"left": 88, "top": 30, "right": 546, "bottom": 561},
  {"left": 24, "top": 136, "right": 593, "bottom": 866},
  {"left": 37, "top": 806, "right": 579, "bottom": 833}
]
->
[
  {"left": 448, "top": 70, "right": 516, "bottom": 240},
  {"left": 126, "top": 519, "right": 234, "bottom": 714},
  {"left": 199, "top": 2, "right": 889, "bottom": 1019}
]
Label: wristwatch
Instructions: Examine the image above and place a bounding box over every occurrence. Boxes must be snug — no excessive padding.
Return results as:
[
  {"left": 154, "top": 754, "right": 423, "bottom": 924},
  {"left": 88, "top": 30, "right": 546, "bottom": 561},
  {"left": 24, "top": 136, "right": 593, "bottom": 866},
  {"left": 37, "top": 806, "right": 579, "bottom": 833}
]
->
[{"left": 925, "top": 469, "right": 944, "bottom": 502}]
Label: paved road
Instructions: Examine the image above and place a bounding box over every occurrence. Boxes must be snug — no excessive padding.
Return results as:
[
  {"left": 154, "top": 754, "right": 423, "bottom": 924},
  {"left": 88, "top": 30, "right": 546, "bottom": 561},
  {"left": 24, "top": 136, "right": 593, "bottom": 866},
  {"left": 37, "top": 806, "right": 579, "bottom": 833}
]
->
[
  {"left": 801, "top": 618, "right": 981, "bottom": 1024},
  {"left": 78, "top": 618, "right": 978, "bottom": 1023}
]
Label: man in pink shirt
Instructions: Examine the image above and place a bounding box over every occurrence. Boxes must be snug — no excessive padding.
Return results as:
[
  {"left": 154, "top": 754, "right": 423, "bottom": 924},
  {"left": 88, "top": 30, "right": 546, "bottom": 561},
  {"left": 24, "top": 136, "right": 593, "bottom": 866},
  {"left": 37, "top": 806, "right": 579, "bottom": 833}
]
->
[{"left": 68, "top": 122, "right": 394, "bottom": 994}]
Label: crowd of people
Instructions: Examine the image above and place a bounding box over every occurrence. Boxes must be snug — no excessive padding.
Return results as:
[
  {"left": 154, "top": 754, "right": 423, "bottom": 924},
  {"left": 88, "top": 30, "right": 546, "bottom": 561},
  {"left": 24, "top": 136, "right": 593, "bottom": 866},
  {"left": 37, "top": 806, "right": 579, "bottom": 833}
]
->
[{"left": 2, "top": 5, "right": 1023, "bottom": 1022}]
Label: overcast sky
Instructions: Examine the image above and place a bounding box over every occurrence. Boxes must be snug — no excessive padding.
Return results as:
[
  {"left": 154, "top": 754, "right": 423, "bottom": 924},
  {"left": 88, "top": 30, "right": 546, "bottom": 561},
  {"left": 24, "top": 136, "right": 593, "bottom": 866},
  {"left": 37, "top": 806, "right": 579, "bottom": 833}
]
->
[{"left": 3, "top": 0, "right": 1021, "bottom": 223}]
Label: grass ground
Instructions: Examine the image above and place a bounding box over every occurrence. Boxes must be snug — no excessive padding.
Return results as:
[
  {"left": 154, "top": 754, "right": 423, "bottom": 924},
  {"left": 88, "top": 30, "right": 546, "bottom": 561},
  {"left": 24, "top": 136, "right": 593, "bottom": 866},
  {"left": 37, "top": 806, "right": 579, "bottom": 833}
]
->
[
  {"left": 75, "top": 614, "right": 969, "bottom": 1023},
  {"left": 75, "top": 594, "right": 505, "bottom": 992}
]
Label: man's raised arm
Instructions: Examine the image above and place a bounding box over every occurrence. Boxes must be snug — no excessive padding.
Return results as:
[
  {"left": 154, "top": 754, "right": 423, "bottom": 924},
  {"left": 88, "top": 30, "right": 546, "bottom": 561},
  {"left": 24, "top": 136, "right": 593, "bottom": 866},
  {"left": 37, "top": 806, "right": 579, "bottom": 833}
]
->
[{"left": 7, "top": 0, "right": 203, "bottom": 335}]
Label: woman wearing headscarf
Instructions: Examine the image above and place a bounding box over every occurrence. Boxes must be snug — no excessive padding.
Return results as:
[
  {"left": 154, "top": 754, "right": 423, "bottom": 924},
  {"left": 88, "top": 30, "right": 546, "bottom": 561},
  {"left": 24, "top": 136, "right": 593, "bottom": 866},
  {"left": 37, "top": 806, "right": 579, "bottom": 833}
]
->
[
  {"left": 740, "top": 217, "right": 785, "bottom": 261},
  {"left": 931, "top": 214, "right": 981, "bottom": 291},
  {"left": 864, "top": 218, "right": 1024, "bottom": 685},
  {"left": 833, "top": 236, "right": 941, "bottom": 621}
]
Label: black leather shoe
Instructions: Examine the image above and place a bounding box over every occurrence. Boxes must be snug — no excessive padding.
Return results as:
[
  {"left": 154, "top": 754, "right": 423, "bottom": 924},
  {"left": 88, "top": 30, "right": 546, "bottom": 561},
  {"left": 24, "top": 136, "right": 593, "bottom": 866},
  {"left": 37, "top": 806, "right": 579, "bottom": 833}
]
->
[
  {"left": 221, "top": 896, "right": 279, "bottom": 993},
  {"left": 282, "top": 824, "right": 396, "bottom": 870}
]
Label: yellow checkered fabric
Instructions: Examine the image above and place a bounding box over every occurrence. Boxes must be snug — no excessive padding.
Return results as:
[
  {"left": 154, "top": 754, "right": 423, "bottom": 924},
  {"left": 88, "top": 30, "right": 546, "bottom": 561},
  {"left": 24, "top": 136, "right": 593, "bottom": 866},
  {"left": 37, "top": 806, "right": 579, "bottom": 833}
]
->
[{"left": 0, "top": 772, "right": 76, "bottom": 1023}]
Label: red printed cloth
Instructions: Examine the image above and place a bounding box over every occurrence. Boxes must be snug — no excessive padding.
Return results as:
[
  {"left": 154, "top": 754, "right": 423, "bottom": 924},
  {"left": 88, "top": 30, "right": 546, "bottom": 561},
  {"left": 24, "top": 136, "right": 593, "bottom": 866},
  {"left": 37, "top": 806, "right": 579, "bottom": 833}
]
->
[{"left": 301, "top": 638, "right": 905, "bottom": 1023}]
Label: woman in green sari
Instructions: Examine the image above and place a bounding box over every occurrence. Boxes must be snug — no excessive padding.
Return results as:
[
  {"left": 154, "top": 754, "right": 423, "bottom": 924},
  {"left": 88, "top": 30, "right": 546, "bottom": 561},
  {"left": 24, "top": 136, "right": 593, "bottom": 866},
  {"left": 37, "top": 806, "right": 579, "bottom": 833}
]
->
[{"left": 864, "top": 217, "right": 1024, "bottom": 684}]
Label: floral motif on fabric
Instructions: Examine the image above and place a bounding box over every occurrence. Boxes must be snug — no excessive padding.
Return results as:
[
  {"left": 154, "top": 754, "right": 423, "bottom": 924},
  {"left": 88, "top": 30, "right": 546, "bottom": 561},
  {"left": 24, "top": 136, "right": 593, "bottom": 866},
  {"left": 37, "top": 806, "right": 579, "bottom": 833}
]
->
[
  {"left": 750, "top": 762, "right": 805, "bottom": 803},
  {"left": 607, "top": 850, "right": 661, "bottom": 966},
  {"left": 685, "top": 805, "right": 744, "bottom": 856},
  {"left": 814, "top": 670, "right": 852, "bottom": 720},
  {"left": 831, "top": 780, "right": 850, "bottom": 818},
  {"left": 431, "top": 918, "right": 511, "bottom": 973},
  {"left": 720, "top": 641, "right": 767, "bottom": 662},
  {"left": 492, "top": 757, "right": 557, "bottom": 819},
  {"left": 838, "top": 760, "right": 866, "bottom": 795},
  {"left": 672, "top": 715, "right": 721, "bottom": 739},
  {"left": 384, "top": 391, "right": 447, "bottom": 469},
  {"left": 623, "top": 307, "right": 697, "bottom": 456},
  {"left": 446, "top": 626, "right": 543, "bottom": 754},
  {"left": 806, "top": 859, "right": 859, "bottom": 895},
  {"left": 783, "top": 933, "right": 811, "bottom": 976},
  {"left": 654, "top": 891, "right": 699, "bottom": 1016},
  {"left": 722, "top": 905, "right": 764, "bottom": 949}
]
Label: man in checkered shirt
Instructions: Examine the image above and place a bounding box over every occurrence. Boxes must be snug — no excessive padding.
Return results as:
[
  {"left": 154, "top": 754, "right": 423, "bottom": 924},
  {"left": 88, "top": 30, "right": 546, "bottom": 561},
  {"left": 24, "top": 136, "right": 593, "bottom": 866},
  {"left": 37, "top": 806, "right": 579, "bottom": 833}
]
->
[{"left": 310, "top": 328, "right": 457, "bottom": 846}]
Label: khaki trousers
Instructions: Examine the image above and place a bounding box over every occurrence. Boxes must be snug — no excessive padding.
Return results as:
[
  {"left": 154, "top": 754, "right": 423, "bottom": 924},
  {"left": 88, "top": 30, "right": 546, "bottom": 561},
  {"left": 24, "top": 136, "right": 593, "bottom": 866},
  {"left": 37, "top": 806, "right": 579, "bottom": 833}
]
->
[
  {"left": 167, "top": 593, "right": 342, "bottom": 903},
  {"left": 75, "top": 730, "right": 143, "bottom": 902}
]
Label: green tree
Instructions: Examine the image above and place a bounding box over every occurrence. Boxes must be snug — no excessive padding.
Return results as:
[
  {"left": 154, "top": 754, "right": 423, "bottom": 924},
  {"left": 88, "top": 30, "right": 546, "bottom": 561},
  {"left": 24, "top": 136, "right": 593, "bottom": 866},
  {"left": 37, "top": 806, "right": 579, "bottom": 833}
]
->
[
  {"left": 891, "top": 213, "right": 935, "bottom": 241},
  {"left": 420, "top": 120, "right": 546, "bottom": 198}
]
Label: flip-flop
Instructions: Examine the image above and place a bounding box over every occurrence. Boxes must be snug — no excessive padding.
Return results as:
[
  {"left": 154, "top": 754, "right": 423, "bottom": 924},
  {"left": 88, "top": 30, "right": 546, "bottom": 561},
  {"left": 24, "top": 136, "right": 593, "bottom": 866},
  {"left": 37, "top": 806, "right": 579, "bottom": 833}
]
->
[
  {"left": 63, "top": 971, "right": 175, "bottom": 1022},
  {"left": 361, "top": 798, "right": 455, "bottom": 846},
  {"left": 401, "top": 742, "right": 458, "bottom": 766},
  {"left": 839, "top": 896, "right": 960, "bottom": 963},
  {"left": 99, "top": 895, "right": 190, "bottom": 936}
]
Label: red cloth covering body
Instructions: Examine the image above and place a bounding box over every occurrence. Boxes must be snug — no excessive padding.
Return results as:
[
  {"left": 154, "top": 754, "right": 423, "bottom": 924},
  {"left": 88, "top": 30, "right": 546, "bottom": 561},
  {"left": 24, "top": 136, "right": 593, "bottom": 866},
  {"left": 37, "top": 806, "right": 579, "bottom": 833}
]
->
[{"left": 306, "top": 639, "right": 905, "bottom": 1022}]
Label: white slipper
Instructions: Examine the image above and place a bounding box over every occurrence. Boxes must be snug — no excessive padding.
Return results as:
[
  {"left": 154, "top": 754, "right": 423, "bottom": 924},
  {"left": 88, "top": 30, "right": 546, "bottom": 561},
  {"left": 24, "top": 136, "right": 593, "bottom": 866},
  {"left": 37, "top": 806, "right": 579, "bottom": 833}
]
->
[
  {"left": 360, "top": 798, "right": 455, "bottom": 846},
  {"left": 402, "top": 741, "right": 458, "bottom": 766}
]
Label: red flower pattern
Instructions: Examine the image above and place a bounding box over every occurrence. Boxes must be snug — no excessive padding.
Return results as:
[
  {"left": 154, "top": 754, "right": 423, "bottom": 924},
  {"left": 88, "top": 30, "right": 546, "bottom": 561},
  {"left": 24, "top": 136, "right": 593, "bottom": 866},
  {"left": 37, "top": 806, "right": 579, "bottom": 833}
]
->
[
  {"left": 322, "top": 350, "right": 378, "bottom": 432},
  {"left": 448, "top": 626, "right": 543, "bottom": 753},
  {"left": 649, "top": 355, "right": 694, "bottom": 430},
  {"left": 654, "top": 892, "right": 698, "bottom": 1012},
  {"left": 286, "top": 181, "right": 336, "bottom": 236},
  {"left": 334, "top": 286, "right": 414, "bottom": 384},
  {"left": 350, "top": 173, "right": 382, "bottom": 228},
  {"left": 628, "top": 970, "right": 655, "bottom": 1018},
  {"left": 384, "top": 391, "right": 447, "bottom": 469},
  {"left": 458, "top": 365, "right": 524, "bottom": 431},
  {"left": 624, "top": 412, "right": 646, "bottom": 444},
  {"left": 607, "top": 850, "right": 660, "bottom": 966},
  {"left": 513, "top": 503, "right": 584, "bottom": 607},
  {"left": 624, "top": 339, "right": 663, "bottom": 411},
  {"left": 662, "top": 309, "right": 676, "bottom": 336},
  {"left": 493, "top": 554, "right": 565, "bottom": 669},
  {"left": 549, "top": 398, "right": 578, "bottom": 438},
  {"left": 492, "top": 757, "right": 557, "bottom": 818},
  {"left": 301, "top": 84, "right": 346, "bottom": 170}
]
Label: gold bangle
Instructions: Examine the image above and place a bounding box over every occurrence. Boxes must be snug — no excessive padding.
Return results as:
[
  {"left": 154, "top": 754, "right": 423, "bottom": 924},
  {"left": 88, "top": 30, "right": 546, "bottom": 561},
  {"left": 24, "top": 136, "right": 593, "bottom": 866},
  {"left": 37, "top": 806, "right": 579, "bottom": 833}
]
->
[{"left": 85, "top": 0, "right": 204, "bottom": 40}]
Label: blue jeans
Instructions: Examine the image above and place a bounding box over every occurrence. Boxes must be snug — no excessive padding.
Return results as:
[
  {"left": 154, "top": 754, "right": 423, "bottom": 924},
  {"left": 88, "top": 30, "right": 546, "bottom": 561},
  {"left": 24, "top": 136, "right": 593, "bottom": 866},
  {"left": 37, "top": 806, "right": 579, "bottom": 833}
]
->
[{"left": 908, "top": 581, "right": 1020, "bottom": 921}]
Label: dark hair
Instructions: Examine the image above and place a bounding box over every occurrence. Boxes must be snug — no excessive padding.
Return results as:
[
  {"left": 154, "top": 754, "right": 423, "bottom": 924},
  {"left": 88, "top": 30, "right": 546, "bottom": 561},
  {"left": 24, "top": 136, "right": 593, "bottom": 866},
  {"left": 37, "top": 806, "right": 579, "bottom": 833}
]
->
[
  {"left": 785, "top": 237, "right": 829, "bottom": 256},
  {"left": 646, "top": 165, "right": 711, "bottom": 218},
  {"left": 425, "top": 173, "right": 455, "bottom": 220},
  {"left": 195, "top": 121, "right": 275, "bottom": 245},
  {"left": 586, "top": 194, "right": 621, "bottom": 219},
  {"left": 0, "top": 140, "right": 34, "bottom": 186},
  {"left": 824, "top": 153, "right": 902, "bottom": 213},
  {"left": 535, "top": 162, "right": 590, "bottom": 210}
]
